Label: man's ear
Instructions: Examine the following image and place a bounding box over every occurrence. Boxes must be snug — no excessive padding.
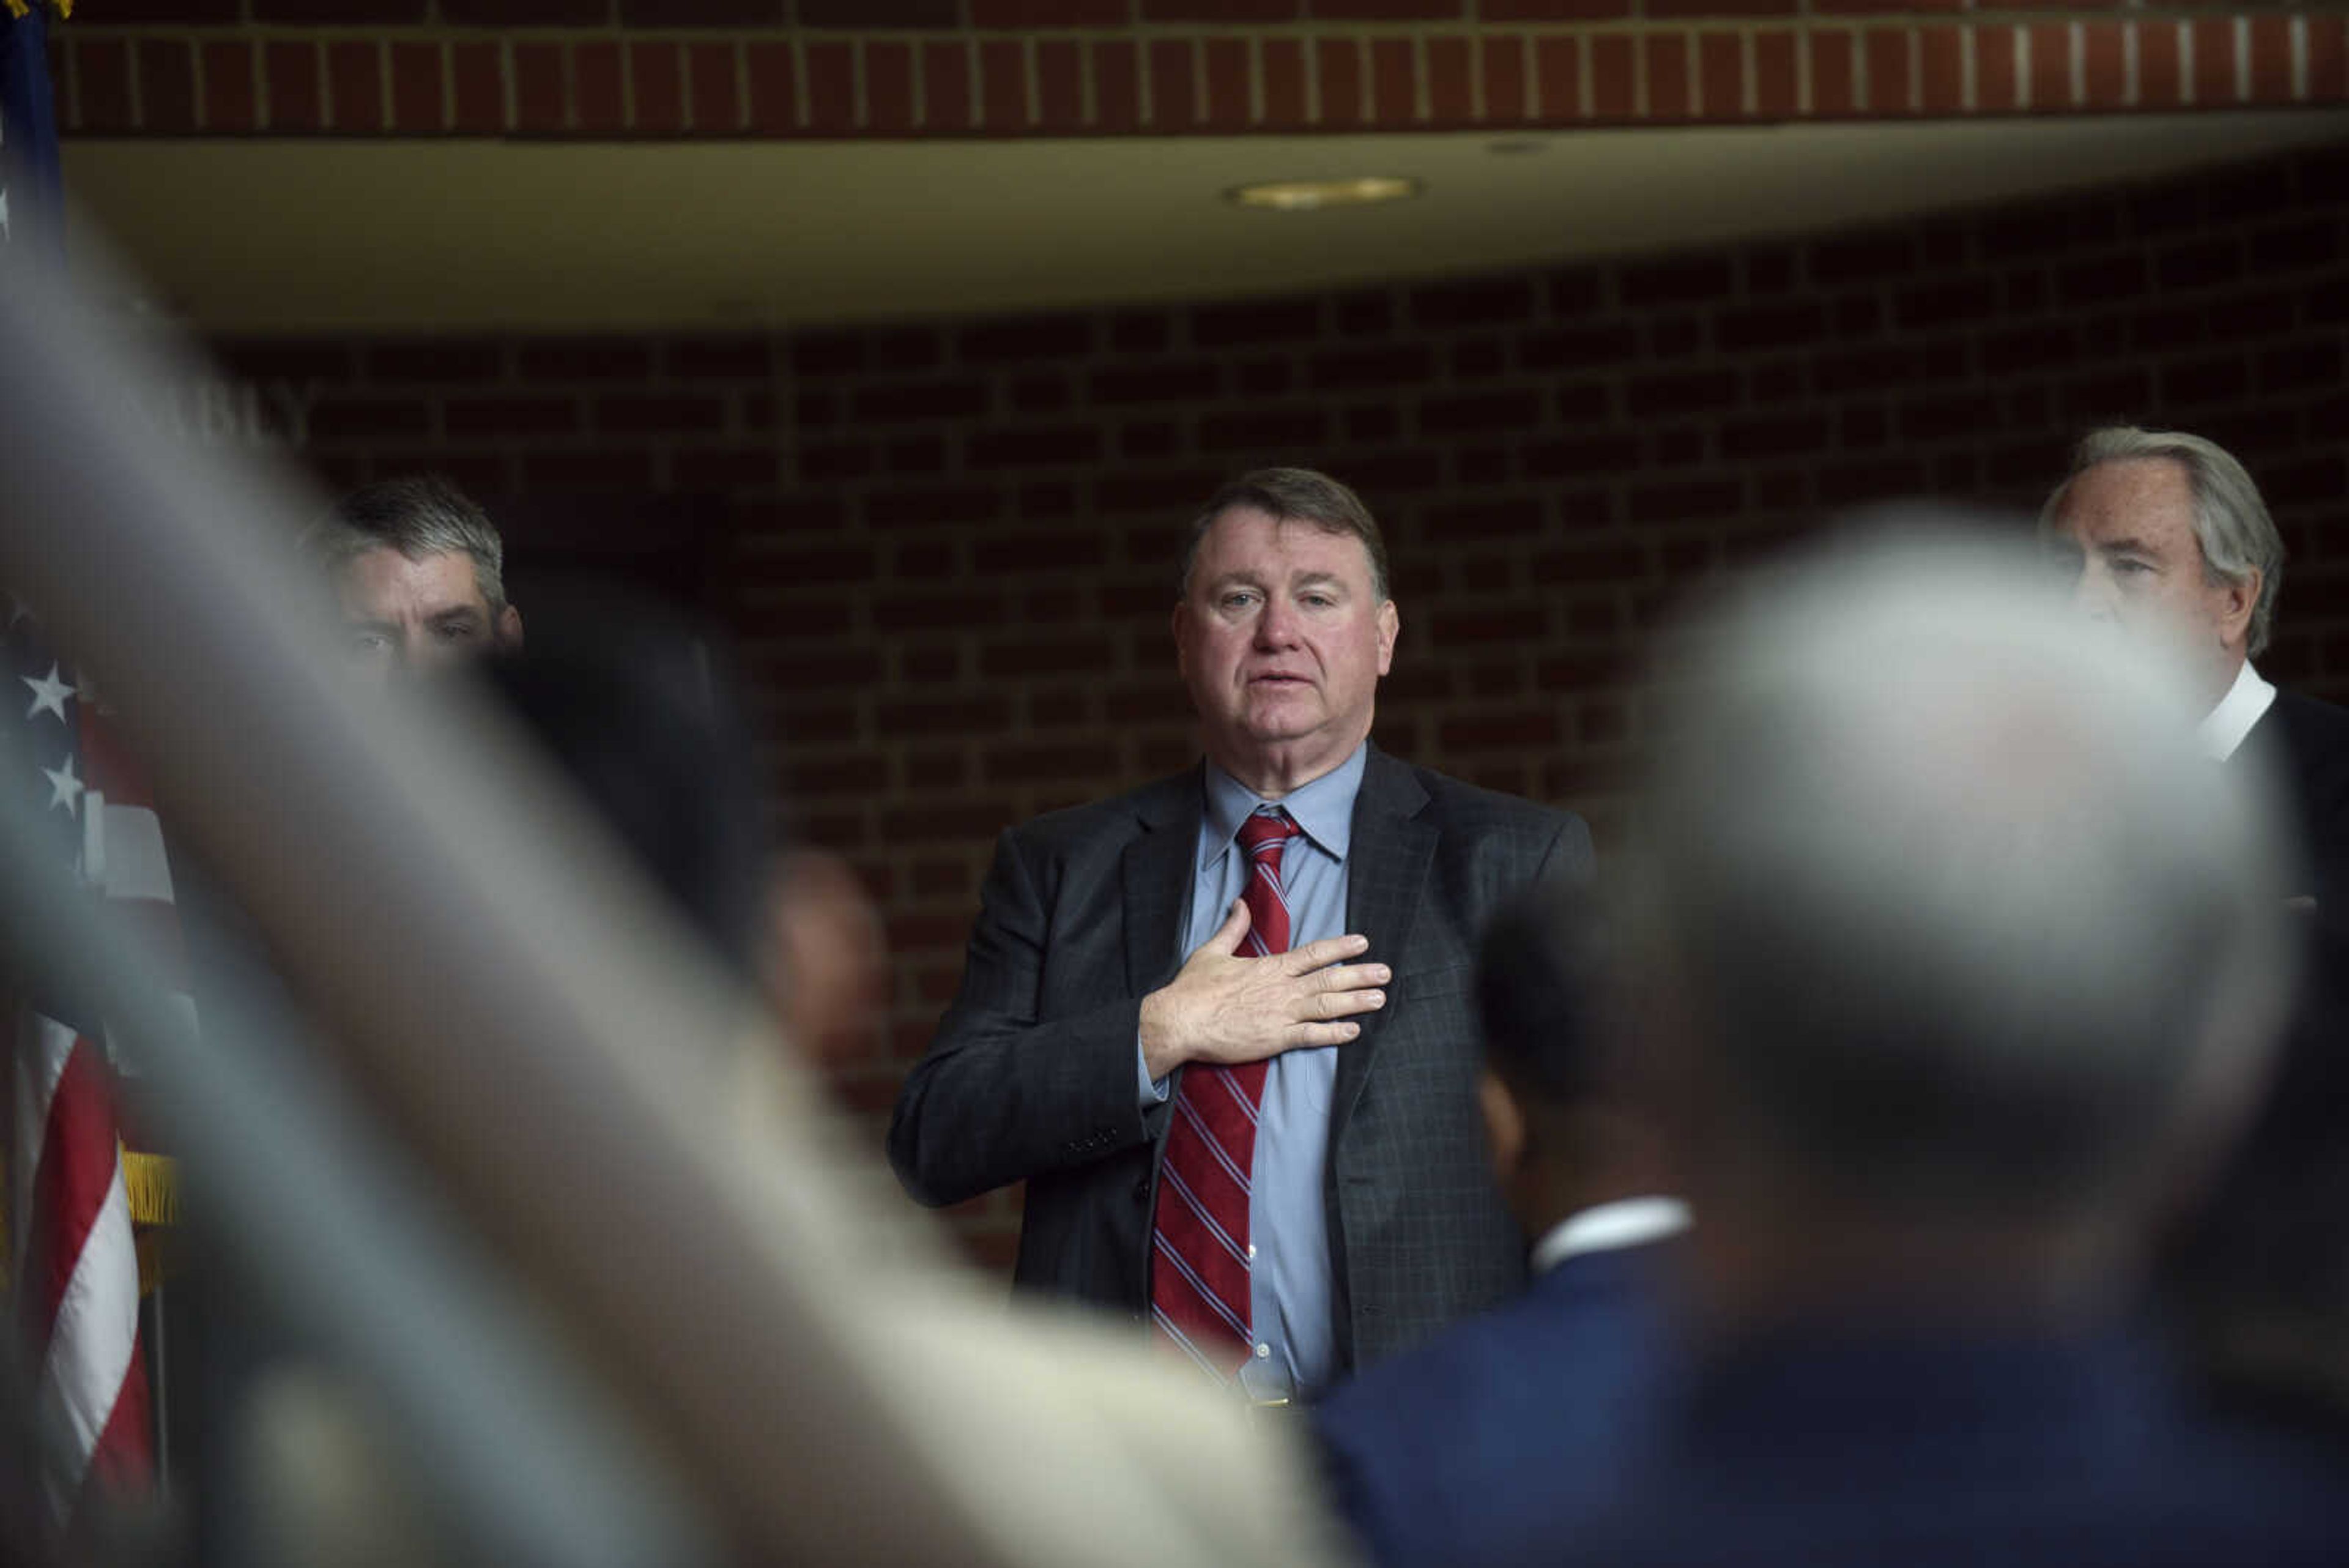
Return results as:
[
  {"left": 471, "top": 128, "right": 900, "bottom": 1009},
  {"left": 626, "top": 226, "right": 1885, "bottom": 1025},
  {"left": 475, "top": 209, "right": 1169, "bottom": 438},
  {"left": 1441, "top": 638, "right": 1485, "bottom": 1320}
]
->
[
  {"left": 759, "top": 849, "right": 885, "bottom": 1065},
  {"left": 1376, "top": 600, "right": 1399, "bottom": 677},
  {"left": 1478, "top": 1068, "right": 1527, "bottom": 1187},
  {"left": 2217, "top": 567, "right": 2260, "bottom": 652},
  {"left": 496, "top": 604, "right": 524, "bottom": 649}
]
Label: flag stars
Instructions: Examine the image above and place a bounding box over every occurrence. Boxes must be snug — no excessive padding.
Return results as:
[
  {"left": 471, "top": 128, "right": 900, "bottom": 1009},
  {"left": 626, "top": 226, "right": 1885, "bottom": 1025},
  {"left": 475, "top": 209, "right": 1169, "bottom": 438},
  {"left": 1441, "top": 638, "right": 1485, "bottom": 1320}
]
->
[
  {"left": 42, "top": 756, "right": 83, "bottom": 817},
  {"left": 22, "top": 662, "right": 72, "bottom": 724}
]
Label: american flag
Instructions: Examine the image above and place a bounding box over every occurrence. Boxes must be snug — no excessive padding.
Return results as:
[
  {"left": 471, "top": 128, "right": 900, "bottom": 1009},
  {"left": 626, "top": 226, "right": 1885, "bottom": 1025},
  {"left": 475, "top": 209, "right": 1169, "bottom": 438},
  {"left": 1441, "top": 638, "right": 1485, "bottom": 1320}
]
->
[
  {"left": 4, "top": 604, "right": 164, "bottom": 1522},
  {"left": 5, "top": 0, "right": 161, "bottom": 1525}
]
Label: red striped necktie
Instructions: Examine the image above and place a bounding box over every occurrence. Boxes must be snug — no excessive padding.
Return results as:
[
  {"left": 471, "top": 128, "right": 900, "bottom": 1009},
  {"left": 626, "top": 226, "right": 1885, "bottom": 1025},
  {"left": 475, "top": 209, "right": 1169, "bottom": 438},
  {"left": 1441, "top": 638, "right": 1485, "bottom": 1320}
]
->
[{"left": 1150, "top": 806, "right": 1302, "bottom": 1378}]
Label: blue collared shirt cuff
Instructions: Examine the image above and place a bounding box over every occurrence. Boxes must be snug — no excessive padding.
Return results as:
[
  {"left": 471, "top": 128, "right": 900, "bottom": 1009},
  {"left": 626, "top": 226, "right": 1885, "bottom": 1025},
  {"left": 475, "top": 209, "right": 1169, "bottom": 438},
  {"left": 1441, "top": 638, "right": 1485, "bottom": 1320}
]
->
[{"left": 1137, "top": 1035, "right": 1171, "bottom": 1105}]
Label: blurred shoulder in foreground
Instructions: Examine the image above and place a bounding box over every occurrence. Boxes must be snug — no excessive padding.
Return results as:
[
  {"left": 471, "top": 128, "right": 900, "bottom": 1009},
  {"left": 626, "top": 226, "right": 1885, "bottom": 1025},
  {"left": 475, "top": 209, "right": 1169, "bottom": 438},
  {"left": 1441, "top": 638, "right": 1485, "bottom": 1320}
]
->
[{"left": 1312, "top": 879, "right": 1686, "bottom": 1568}]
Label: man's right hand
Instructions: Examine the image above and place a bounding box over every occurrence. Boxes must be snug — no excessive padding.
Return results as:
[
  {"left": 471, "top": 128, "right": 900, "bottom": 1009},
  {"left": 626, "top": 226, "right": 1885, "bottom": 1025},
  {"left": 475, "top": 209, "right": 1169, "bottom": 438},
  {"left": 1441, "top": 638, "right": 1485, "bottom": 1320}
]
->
[{"left": 1138, "top": 899, "right": 1390, "bottom": 1082}]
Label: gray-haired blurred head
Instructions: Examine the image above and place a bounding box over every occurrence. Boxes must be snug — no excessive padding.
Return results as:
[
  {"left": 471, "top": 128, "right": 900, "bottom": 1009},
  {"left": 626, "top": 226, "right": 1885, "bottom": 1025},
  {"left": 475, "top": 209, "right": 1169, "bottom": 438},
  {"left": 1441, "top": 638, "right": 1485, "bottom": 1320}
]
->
[{"left": 1625, "top": 521, "right": 2295, "bottom": 1233}]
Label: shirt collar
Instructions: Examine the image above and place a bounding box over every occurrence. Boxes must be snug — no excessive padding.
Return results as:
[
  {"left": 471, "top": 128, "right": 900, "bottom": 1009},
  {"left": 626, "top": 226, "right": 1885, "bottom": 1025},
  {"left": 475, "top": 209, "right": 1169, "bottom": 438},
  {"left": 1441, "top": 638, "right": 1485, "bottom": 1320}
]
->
[
  {"left": 1529, "top": 1197, "right": 1691, "bottom": 1276},
  {"left": 2197, "top": 661, "right": 2276, "bottom": 762},
  {"left": 1200, "top": 743, "right": 1368, "bottom": 872}
]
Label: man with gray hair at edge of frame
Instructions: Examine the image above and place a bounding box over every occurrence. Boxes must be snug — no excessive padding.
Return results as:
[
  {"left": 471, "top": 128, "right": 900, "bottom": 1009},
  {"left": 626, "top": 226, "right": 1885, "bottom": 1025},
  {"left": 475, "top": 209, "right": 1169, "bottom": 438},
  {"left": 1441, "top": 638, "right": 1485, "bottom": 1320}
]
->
[
  {"left": 2044, "top": 431, "right": 2349, "bottom": 1429},
  {"left": 2042, "top": 426, "right": 2349, "bottom": 913}
]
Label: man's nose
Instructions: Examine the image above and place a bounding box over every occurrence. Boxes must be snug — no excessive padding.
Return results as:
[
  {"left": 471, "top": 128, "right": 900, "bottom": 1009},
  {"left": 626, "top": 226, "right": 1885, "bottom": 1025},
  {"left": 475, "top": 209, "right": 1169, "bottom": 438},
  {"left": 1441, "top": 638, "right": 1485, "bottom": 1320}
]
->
[
  {"left": 392, "top": 626, "right": 434, "bottom": 676},
  {"left": 1253, "top": 598, "right": 1299, "bottom": 646},
  {"left": 2069, "top": 567, "right": 2119, "bottom": 623}
]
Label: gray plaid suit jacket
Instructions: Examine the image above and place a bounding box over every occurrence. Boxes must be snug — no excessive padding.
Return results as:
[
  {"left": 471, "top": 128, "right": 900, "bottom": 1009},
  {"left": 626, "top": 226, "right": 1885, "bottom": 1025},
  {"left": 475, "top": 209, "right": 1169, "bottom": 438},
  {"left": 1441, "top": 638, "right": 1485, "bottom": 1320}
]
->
[{"left": 888, "top": 745, "right": 1593, "bottom": 1377}]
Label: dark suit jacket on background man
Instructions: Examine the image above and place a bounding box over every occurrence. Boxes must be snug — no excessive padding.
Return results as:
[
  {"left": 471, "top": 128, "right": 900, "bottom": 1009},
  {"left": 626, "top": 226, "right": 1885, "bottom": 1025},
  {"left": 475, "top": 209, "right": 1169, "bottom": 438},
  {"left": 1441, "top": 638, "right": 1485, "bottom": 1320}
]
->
[
  {"left": 2045, "top": 429, "right": 2349, "bottom": 1347},
  {"left": 1312, "top": 883, "right": 1685, "bottom": 1567}
]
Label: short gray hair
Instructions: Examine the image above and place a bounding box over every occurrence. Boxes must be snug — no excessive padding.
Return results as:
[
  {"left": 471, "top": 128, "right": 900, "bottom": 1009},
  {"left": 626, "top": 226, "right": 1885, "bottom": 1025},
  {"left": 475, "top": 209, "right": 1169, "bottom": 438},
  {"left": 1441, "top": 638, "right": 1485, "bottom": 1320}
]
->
[
  {"left": 1627, "top": 522, "right": 2291, "bottom": 1221},
  {"left": 1178, "top": 467, "right": 1392, "bottom": 603},
  {"left": 306, "top": 475, "right": 510, "bottom": 613},
  {"left": 2043, "top": 426, "right": 2285, "bottom": 657}
]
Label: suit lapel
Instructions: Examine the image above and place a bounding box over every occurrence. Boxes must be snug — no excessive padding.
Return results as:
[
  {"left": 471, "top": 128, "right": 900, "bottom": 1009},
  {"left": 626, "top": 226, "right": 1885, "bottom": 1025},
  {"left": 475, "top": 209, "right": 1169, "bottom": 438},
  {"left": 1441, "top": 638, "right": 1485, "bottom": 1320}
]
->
[
  {"left": 1123, "top": 765, "right": 1204, "bottom": 997},
  {"left": 1332, "top": 747, "right": 1435, "bottom": 1134}
]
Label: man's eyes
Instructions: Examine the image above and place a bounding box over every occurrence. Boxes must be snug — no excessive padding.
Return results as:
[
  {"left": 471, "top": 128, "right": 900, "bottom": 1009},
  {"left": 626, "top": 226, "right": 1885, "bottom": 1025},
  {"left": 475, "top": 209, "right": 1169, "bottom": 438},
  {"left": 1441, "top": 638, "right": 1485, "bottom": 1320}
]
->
[
  {"left": 1212, "top": 588, "right": 1342, "bottom": 611},
  {"left": 432, "top": 620, "right": 483, "bottom": 642},
  {"left": 2111, "top": 557, "right": 2153, "bottom": 576}
]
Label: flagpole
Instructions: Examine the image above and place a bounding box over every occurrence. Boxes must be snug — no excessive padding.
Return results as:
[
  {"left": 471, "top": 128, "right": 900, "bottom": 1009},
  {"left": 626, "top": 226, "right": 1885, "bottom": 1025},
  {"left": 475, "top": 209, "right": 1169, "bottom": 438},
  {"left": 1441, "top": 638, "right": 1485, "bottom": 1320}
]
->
[{"left": 145, "top": 1282, "right": 168, "bottom": 1494}]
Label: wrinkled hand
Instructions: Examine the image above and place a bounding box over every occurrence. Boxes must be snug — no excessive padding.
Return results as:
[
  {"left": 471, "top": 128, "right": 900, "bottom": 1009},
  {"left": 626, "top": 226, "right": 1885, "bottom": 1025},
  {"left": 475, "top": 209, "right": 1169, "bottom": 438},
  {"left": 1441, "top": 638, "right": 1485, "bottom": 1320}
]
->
[{"left": 1138, "top": 899, "right": 1389, "bottom": 1080}]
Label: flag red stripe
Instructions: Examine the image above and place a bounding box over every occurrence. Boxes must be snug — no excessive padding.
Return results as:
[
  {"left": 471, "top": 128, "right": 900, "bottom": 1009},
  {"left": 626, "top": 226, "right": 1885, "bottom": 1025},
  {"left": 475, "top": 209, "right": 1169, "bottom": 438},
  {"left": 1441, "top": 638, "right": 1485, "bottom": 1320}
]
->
[
  {"left": 23, "top": 1038, "right": 122, "bottom": 1353},
  {"left": 81, "top": 1339, "right": 155, "bottom": 1499},
  {"left": 75, "top": 708, "right": 156, "bottom": 810}
]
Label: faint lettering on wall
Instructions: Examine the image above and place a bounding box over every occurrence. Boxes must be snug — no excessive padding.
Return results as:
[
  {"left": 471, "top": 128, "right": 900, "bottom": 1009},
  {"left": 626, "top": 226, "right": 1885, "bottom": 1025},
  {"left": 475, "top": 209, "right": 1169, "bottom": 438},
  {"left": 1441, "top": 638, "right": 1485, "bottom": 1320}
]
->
[{"left": 123, "top": 379, "right": 319, "bottom": 450}]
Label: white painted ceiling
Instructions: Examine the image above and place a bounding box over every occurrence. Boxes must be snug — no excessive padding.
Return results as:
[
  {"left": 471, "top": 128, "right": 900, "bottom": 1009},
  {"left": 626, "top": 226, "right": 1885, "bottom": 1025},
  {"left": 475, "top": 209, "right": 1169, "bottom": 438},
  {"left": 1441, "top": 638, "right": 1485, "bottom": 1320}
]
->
[{"left": 62, "top": 110, "right": 2349, "bottom": 335}]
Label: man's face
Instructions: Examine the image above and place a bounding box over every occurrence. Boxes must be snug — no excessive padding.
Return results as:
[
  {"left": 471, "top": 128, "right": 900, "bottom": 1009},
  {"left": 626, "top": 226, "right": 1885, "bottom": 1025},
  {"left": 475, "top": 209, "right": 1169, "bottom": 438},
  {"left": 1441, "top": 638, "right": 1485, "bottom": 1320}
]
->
[
  {"left": 1174, "top": 506, "right": 1398, "bottom": 793},
  {"left": 2046, "top": 457, "right": 2254, "bottom": 701},
  {"left": 333, "top": 546, "right": 519, "bottom": 681}
]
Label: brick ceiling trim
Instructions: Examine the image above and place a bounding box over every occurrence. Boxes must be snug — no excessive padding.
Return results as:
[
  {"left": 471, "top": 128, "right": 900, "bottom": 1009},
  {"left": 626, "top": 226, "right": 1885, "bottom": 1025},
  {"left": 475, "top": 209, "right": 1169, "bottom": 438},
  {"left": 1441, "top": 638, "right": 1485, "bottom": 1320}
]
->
[{"left": 54, "top": 9, "right": 2348, "bottom": 138}]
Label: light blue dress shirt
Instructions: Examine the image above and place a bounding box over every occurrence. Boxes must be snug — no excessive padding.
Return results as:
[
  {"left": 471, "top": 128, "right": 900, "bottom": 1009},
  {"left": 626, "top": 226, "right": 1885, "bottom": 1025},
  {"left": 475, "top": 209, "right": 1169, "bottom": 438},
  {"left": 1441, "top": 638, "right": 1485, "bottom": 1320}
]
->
[{"left": 1140, "top": 743, "right": 1364, "bottom": 1400}]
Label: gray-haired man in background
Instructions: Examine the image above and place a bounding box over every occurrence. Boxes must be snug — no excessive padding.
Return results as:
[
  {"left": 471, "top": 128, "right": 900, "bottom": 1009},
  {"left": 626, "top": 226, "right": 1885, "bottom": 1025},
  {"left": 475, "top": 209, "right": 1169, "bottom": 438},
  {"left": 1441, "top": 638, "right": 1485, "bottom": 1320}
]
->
[
  {"left": 2043, "top": 439, "right": 2349, "bottom": 1420},
  {"left": 306, "top": 475, "right": 524, "bottom": 681},
  {"left": 2043, "top": 426, "right": 2349, "bottom": 910}
]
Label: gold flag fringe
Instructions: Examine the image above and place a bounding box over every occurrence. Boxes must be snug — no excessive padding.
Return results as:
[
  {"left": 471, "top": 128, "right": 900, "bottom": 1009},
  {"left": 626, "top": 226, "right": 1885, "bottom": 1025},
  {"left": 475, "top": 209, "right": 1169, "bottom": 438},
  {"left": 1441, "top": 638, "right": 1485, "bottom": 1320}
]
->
[{"left": 122, "top": 1149, "right": 179, "bottom": 1228}]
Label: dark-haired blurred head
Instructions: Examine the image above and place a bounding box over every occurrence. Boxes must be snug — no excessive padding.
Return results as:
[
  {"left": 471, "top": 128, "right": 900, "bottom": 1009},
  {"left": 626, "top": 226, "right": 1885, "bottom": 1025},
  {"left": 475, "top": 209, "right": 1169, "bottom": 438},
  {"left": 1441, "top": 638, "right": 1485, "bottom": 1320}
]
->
[
  {"left": 472, "top": 585, "right": 878, "bottom": 1063},
  {"left": 1474, "top": 880, "right": 1671, "bottom": 1244},
  {"left": 475, "top": 588, "right": 770, "bottom": 979}
]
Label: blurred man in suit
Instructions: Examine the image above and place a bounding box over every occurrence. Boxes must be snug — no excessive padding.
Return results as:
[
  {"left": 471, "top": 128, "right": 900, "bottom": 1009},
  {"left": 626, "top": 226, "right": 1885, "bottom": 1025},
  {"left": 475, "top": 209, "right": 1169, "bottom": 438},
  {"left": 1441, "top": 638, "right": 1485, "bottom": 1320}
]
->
[
  {"left": 1312, "top": 881, "right": 1684, "bottom": 1567},
  {"left": 306, "top": 475, "right": 523, "bottom": 682},
  {"left": 890, "top": 468, "right": 1592, "bottom": 1399},
  {"left": 1556, "top": 527, "right": 2344, "bottom": 1567}
]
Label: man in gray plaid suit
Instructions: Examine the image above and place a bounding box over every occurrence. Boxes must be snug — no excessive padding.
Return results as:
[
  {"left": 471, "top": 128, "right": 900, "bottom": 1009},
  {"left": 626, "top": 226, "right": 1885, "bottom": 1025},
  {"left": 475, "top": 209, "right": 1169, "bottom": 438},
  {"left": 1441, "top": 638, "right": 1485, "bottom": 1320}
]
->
[{"left": 889, "top": 468, "right": 1590, "bottom": 1398}]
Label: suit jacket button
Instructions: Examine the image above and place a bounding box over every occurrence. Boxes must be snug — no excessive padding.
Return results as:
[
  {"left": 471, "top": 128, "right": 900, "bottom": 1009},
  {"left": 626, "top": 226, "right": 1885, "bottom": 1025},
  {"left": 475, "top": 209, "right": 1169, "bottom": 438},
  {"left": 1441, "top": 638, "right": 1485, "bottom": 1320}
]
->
[{"left": 1132, "top": 1178, "right": 1151, "bottom": 1202}]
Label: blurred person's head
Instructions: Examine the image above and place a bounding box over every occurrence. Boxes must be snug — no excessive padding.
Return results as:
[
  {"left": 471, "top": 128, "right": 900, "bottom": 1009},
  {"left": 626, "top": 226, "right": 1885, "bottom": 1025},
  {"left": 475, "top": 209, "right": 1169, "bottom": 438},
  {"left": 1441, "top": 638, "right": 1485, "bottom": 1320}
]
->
[
  {"left": 1173, "top": 467, "right": 1399, "bottom": 798},
  {"left": 1475, "top": 882, "right": 1673, "bottom": 1244},
  {"left": 474, "top": 589, "right": 879, "bottom": 1064},
  {"left": 1625, "top": 522, "right": 2295, "bottom": 1329},
  {"left": 307, "top": 475, "right": 524, "bottom": 682},
  {"left": 2041, "top": 427, "right": 2283, "bottom": 711}
]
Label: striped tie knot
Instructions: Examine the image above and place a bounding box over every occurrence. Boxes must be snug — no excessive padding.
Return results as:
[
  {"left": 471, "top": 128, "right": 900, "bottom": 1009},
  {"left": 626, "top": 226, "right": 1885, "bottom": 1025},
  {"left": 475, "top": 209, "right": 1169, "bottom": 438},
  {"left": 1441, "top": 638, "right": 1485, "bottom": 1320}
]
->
[{"left": 1238, "top": 807, "right": 1300, "bottom": 863}]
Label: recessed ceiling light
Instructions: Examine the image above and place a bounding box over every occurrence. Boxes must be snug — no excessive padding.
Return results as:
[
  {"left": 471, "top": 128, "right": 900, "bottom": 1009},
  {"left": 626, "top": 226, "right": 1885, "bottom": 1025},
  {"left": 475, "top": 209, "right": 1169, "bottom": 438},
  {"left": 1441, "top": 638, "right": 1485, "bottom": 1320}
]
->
[{"left": 1226, "top": 176, "right": 1422, "bottom": 212}]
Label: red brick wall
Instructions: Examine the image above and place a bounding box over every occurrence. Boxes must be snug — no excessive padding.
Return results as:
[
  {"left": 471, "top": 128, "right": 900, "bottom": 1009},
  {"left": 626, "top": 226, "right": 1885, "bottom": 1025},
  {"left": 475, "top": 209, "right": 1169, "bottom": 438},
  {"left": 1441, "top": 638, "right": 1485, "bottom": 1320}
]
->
[
  {"left": 57, "top": 2, "right": 2349, "bottom": 137},
  {"left": 212, "top": 139, "right": 2349, "bottom": 1263}
]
